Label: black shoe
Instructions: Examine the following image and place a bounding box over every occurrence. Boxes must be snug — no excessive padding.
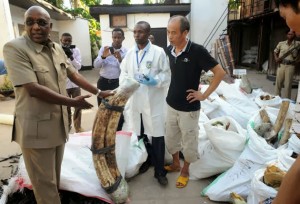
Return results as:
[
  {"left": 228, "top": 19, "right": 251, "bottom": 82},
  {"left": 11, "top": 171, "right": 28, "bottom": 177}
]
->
[
  {"left": 179, "top": 151, "right": 185, "bottom": 160},
  {"left": 155, "top": 175, "right": 168, "bottom": 186},
  {"left": 139, "top": 161, "right": 151, "bottom": 174}
]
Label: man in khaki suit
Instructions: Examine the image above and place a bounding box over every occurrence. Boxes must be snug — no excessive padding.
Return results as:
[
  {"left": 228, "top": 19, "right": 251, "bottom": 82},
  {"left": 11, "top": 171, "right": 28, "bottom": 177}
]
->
[
  {"left": 3, "top": 6, "right": 112, "bottom": 204},
  {"left": 274, "top": 30, "right": 299, "bottom": 99}
]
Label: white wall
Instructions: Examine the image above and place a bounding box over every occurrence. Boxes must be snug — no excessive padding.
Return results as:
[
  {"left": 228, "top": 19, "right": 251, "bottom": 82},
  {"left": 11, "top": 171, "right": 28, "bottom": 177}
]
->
[
  {"left": 99, "top": 13, "right": 170, "bottom": 49},
  {"left": 6, "top": 5, "right": 92, "bottom": 66},
  {"left": 57, "top": 18, "right": 92, "bottom": 66},
  {"left": 190, "top": 0, "right": 228, "bottom": 50},
  {"left": 0, "top": 0, "right": 14, "bottom": 59}
]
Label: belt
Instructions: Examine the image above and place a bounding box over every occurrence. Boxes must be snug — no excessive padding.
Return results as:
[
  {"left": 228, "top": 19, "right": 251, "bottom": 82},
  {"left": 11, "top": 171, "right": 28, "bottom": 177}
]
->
[
  {"left": 100, "top": 76, "right": 119, "bottom": 83},
  {"left": 281, "top": 59, "right": 295, "bottom": 65}
]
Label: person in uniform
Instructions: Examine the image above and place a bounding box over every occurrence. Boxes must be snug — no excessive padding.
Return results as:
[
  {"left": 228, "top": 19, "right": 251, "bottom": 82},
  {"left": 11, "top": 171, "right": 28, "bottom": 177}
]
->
[{"left": 3, "top": 6, "right": 112, "bottom": 204}]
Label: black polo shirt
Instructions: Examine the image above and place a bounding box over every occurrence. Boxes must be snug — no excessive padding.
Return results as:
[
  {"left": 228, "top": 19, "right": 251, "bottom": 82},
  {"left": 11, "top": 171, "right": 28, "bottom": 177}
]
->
[{"left": 166, "top": 40, "right": 218, "bottom": 112}]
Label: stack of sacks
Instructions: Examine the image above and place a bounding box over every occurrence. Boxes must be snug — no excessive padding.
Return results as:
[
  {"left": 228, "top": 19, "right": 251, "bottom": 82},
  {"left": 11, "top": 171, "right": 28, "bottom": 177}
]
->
[
  {"left": 201, "top": 107, "right": 281, "bottom": 202},
  {"left": 201, "top": 86, "right": 251, "bottom": 128}
]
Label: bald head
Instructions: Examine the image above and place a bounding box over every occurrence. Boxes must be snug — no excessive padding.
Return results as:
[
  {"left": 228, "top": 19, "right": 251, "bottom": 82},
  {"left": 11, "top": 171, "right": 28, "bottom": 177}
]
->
[
  {"left": 24, "top": 6, "right": 52, "bottom": 44},
  {"left": 169, "top": 15, "right": 190, "bottom": 33},
  {"left": 25, "top": 6, "right": 50, "bottom": 20}
]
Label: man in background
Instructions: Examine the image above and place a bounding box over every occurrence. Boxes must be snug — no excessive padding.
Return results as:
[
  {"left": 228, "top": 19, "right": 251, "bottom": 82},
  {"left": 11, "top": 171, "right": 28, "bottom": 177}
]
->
[
  {"left": 148, "top": 34, "right": 155, "bottom": 44},
  {"left": 274, "top": 29, "right": 299, "bottom": 99},
  {"left": 61, "top": 33, "right": 84, "bottom": 133},
  {"left": 94, "top": 28, "right": 127, "bottom": 106}
]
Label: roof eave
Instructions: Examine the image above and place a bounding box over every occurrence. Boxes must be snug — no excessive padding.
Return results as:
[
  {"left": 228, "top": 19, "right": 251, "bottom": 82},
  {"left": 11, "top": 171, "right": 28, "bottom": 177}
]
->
[
  {"left": 90, "top": 3, "right": 191, "bottom": 20},
  {"left": 9, "top": 0, "right": 74, "bottom": 20}
]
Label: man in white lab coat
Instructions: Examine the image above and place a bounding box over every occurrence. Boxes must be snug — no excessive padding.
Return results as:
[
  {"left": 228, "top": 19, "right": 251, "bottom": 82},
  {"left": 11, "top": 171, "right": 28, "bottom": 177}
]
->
[{"left": 120, "top": 21, "right": 171, "bottom": 185}]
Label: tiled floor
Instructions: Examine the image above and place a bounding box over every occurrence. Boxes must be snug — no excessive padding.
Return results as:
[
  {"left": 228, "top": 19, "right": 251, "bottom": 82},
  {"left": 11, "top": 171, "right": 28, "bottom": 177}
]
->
[{"left": 0, "top": 67, "right": 297, "bottom": 203}]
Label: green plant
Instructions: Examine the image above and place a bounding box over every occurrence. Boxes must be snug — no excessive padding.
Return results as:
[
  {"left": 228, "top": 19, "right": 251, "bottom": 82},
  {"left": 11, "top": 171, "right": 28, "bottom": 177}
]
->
[
  {"left": 229, "top": 0, "right": 240, "bottom": 10},
  {"left": 112, "top": 0, "right": 131, "bottom": 4}
]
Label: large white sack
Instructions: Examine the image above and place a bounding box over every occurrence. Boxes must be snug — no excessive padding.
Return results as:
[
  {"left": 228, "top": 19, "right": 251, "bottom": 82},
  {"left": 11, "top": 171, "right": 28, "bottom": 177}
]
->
[
  {"left": 247, "top": 149, "right": 294, "bottom": 204},
  {"left": 15, "top": 132, "right": 113, "bottom": 203},
  {"left": 202, "top": 108, "right": 279, "bottom": 202},
  {"left": 201, "top": 91, "right": 250, "bottom": 128},
  {"left": 190, "top": 116, "right": 247, "bottom": 180},
  {"left": 6, "top": 131, "right": 146, "bottom": 203},
  {"left": 115, "top": 131, "right": 132, "bottom": 177},
  {"left": 287, "top": 134, "right": 300, "bottom": 154},
  {"left": 125, "top": 134, "right": 147, "bottom": 178},
  {"left": 205, "top": 117, "right": 247, "bottom": 162},
  {"left": 214, "top": 81, "right": 260, "bottom": 115},
  {"left": 254, "top": 93, "right": 282, "bottom": 108},
  {"left": 247, "top": 168, "right": 278, "bottom": 204}
]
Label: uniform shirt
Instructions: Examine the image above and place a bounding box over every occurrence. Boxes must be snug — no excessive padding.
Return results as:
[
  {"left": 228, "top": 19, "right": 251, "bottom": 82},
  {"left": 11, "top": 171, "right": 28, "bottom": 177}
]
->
[
  {"left": 66, "top": 47, "right": 81, "bottom": 89},
  {"left": 93, "top": 46, "right": 127, "bottom": 79},
  {"left": 274, "top": 40, "right": 300, "bottom": 62},
  {"left": 166, "top": 40, "right": 218, "bottom": 112},
  {"left": 3, "top": 34, "right": 76, "bottom": 148}
]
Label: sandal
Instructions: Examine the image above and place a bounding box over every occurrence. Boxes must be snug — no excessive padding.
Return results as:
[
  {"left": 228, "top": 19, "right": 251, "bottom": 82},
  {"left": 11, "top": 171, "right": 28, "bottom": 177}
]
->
[
  {"left": 164, "top": 165, "right": 181, "bottom": 172},
  {"left": 176, "top": 175, "right": 189, "bottom": 188}
]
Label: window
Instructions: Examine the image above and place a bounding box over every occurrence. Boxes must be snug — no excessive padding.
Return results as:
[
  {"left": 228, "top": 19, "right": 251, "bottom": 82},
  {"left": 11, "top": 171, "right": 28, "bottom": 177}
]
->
[{"left": 110, "top": 15, "right": 127, "bottom": 28}]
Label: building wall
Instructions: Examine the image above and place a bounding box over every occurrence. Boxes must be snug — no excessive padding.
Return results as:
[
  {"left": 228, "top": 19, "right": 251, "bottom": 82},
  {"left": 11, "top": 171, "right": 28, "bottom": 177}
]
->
[
  {"left": 5, "top": 5, "right": 92, "bottom": 67},
  {"left": 99, "top": 13, "right": 170, "bottom": 49},
  {"left": 0, "top": 0, "right": 14, "bottom": 59},
  {"left": 57, "top": 18, "right": 92, "bottom": 66},
  {"left": 190, "top": 0, "right": 228, "bottom": 50}
]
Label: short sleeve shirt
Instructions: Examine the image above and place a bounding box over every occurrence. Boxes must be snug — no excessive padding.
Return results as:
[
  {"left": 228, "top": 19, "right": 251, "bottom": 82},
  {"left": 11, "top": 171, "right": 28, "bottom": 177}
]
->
[
  {"left": 166, "top": 40, "right": 218, "bottom": 112},
  {"left": 274, "top": 40, "right": 300, "bottom": 61},
  {"left": 3, "top": 34, "right": 76, "bottom": 148}
]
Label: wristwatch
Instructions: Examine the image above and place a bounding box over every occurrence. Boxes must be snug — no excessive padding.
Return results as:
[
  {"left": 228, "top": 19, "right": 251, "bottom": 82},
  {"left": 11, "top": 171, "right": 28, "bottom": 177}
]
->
[
  {"left": 101, "top": 56, "right": 106, "bottom": 59},
  {"left": 95, "top": 89, "right": 102, "bottom": 97}
]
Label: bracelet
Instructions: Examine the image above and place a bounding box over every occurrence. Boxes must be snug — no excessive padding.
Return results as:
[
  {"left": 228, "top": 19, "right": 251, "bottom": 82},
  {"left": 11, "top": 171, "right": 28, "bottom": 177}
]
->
[{"left": 95, "top": 89, "right": 102, "bottom": 97}]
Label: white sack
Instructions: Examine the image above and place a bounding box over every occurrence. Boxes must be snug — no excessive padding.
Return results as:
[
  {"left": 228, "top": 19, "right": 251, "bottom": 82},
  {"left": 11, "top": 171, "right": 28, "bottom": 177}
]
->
[
  {"left": 190, "top": 116, "right": 247, "bottom": 180},
  {"left": 247, "top": 168, "right": 278, "bottom": 204},
  {"left": 125, "top": 134, "right": 147, "bottom": 178},
  {"left": 288, "top": 134, "right": 300, "bottom": 154},
  {"left": 247, "top": 149, "right": 294, "bottom": 204},
  {"left": 214, "top": 81, "right": 259, "bottom": 115},
  {"left": 255, "top": 94, "right": 282, "bottom": 108},
  {"left": 201, "top": 91, "right": 250, "bottom": 128},
  {"left": 6, "top": 131, "right": 146, "bottom": 203}
]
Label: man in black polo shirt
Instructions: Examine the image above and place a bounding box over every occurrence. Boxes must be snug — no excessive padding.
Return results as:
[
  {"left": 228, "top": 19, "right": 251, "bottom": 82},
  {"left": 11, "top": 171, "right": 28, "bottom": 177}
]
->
[{"left": 164, "top": 15, "right": 226, "bottom": 188}]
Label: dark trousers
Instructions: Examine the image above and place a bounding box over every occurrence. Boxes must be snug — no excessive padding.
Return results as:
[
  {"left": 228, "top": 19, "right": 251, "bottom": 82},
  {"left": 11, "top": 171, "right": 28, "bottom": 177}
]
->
[
  {"left": 97, "top": 76, "right": 124, "bottom": 131},
  {"left": 97, "top": 76, "right": 119, "bottom": 106},
  {"left": 67, "top": 87, "right": 82, "bottom": 132},
  {"left": 138, "top": 115, "right": 166, "bottom": 177}
]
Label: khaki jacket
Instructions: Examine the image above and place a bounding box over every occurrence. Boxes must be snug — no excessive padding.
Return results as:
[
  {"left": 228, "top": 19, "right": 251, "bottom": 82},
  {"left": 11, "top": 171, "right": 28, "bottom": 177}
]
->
[{"left": 3, "top": 35, "right": 76, "bottom": 148}]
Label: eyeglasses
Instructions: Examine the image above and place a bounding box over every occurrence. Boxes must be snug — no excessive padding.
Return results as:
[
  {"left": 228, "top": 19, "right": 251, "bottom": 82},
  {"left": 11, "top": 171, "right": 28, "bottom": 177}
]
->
[{"left": 25, "top": 19, "right": 49, "bottom": 27}]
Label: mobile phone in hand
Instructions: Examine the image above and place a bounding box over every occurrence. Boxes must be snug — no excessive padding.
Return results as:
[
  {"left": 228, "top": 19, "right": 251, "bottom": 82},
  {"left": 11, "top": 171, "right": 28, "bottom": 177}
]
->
[{"left": 109, "top": 47, "right": 115, "bottom": 54}]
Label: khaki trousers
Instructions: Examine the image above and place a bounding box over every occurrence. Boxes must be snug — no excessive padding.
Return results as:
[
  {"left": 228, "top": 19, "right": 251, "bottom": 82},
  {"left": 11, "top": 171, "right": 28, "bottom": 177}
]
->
[
  {"left": 21, "top": 144, "right": 65, "bottom": 204},
  {"left": 165, "top": 105, "right": 200, "bottom": 163},
  {"left": 275, "top": 64, "right": 295, "bottom": 99}
]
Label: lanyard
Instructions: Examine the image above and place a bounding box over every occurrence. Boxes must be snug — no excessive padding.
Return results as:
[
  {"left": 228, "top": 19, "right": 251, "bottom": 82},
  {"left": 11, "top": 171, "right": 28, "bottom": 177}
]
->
[{"left": 136, "top": 50, "right": 146, "bottom": 70}]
